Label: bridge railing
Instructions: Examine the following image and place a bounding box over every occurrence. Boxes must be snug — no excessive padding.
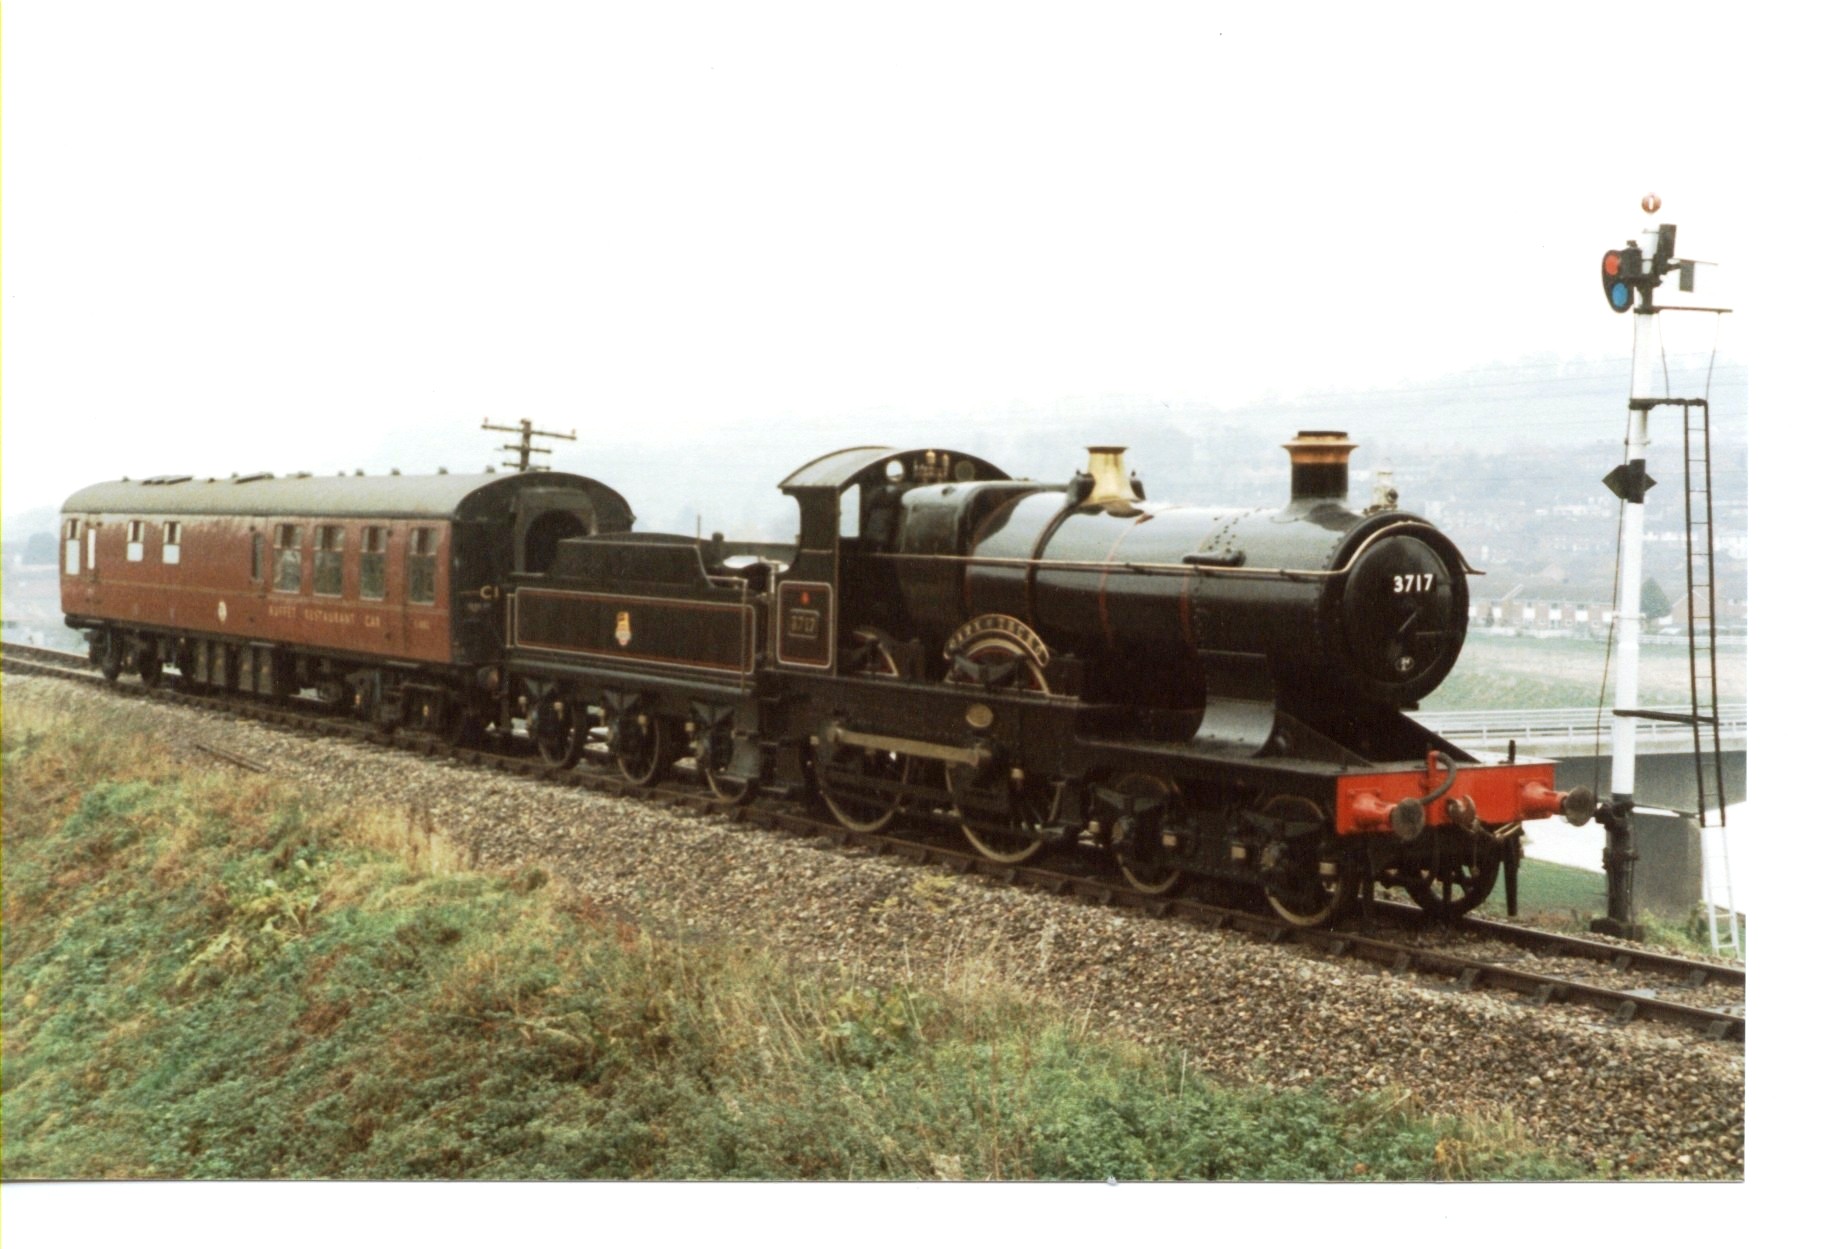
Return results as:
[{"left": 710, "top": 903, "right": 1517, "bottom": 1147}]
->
[{"left": 1414, "top": 704, "right": 1747, "bottom": 747}]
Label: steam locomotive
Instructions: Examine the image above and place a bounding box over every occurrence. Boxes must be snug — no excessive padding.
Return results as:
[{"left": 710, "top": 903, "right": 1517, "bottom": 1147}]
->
[{"left": 60, "top": 433, "right": 1593, "bottom": 925}]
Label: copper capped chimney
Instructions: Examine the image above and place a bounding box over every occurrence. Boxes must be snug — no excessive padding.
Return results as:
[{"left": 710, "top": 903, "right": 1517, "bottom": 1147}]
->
[{"left": 1283, "top": 430, "right": 1358, "bottom": 501}]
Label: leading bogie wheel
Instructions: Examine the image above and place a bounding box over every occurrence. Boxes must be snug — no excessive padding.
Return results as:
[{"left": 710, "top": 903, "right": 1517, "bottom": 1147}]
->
[
  {"left": 532, "top": 691, "right": 588, "bottom": 769},
  {"left": 1404, "top": 853, "right": 1500, "bottom": 920}
]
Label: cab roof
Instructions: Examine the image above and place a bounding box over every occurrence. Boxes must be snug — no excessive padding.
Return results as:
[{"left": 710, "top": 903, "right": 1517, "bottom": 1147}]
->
[{"left": 777, "top": 446, "right": 1010, "bottom": 494}]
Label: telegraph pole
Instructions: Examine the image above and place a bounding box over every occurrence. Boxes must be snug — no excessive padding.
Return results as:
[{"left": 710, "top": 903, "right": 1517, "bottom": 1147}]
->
[
  {"left": 482, "top": 418, "right": 577, "bottom": 472},
  {"left": 1590, "top": 194, "right": 1728, "bottom": 939}
]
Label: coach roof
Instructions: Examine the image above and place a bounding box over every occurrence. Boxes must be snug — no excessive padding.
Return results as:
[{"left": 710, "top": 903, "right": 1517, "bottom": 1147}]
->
[{"left": 62, "top": 470, "right": 634, "bottom": 526}]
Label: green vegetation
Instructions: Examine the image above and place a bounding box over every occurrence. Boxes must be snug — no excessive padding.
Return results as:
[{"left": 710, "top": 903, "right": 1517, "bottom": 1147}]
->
[
  {"left": 1483, "top": 857, "right": 1608, "bottom": 921},
  {"left": 1467, "top": 856, "right": 1744, "bottom": 958},
  {"left": 1424, "top": 632, "right": 1745, "bottom": 711},
  {"left": 3, "top": 702, "right": 1581, "bottom": 1180}
]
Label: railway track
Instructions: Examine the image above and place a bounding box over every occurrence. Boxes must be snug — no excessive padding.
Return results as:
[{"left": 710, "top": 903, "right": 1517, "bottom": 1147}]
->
[{"left": 4, "top": 641, "right": 1746, "bottom": 1043}]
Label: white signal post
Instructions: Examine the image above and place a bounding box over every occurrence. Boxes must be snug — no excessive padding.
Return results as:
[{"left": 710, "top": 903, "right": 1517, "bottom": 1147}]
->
[{"left": 1598, "top": 282, "right": 1659, "bottom": 938}]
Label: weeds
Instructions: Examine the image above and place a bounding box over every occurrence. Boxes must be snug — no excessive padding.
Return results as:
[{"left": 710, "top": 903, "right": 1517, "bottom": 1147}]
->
[{"left": 3, "top": 699, "right": 1582, "bottom": 1180}]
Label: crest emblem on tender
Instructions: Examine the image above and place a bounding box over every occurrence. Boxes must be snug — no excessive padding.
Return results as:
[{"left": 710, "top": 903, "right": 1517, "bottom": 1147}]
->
[{"left": 615, "top": 610, "right": 632, "bottom": 647}]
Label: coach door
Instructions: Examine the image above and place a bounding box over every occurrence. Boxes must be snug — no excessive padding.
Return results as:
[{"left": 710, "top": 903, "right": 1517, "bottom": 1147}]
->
[
  {"left": 402, "top": 522, "right": 448, "bottom": 661},
  {"left": 350, "top": 523, "right": 400, "bottom": 657}
]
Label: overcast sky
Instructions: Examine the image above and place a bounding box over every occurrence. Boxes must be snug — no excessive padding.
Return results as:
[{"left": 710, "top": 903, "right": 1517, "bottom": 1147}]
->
[{"left": 2, "top": 2, "right": 1765, "bottom": 520}]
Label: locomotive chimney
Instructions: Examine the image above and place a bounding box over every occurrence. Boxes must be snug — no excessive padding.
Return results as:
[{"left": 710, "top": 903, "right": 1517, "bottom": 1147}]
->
[
  {"left": 1283, "top": 431, "right": 1358, "bottom": 502},
  {"left": 1084, "top": 446, "right": 1138, "bottom": 507}
]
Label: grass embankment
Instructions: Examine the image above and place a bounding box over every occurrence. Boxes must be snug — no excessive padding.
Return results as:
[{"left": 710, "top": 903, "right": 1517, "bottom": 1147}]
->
[{"left": 2, "top": 700, "right": 1580, "bottom": 1180}]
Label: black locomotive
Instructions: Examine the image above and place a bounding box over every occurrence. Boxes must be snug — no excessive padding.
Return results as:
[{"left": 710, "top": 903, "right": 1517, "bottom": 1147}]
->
[
  {"left": 67, "top": 430, "right": 1591, "bottom": 925},
  {"left": 502, "top": 431, "right": 1592, "bottom": 924}
]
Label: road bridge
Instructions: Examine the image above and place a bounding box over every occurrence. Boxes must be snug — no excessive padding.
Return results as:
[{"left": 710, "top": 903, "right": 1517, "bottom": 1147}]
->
[{"left": 1415, "top": 705, "right": 1748, "bottom": 812}]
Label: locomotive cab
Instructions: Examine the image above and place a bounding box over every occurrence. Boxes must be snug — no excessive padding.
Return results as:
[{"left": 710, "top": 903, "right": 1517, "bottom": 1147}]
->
[{"left": 773, "top": 446, "right": 1018, "bottom": 675}]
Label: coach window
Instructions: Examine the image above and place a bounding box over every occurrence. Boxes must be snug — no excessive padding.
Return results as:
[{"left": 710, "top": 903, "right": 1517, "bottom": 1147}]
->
[
  {"left": 251, "top": 532, "right": 265, "bottom": 582},
  {"left": 64, "top": 519, "right": 81, "bottom": 575},
  {"left": 127, "top": 520, "right": 146, "bottom": 562},
  {"left": 360, "top": 526, "right": 388, "bottom": 600},
  {"left": 314, "top": 526, "right": 346, "bottom": 596},
  {"left": 408, "top": 528, "right": 439, "bottom": 605},
  {"left": 275, "top": 524, "right": 302, "bottom": 592},
  {"left": 162, "top": 521, "right": 182, "bottom": 565}
]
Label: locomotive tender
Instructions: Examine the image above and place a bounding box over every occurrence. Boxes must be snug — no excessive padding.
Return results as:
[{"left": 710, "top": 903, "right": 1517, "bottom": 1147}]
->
[{"left": 61, "top": 433, "right": 1593, "bottom": 925}]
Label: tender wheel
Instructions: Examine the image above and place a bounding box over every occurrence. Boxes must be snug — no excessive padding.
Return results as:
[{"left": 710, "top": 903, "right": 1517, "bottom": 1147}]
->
[
  {"left": 532, "top": 691, "right": 588, "bottom": 769},
  {"left": 613, "top": 713, "right": 679, "bottom": 786},
  {"left": 703, "top": 766, "right": 756, "bottom": 805},
  {"left": 820, "top": 629, "right": 914, "bottom": 833},
  {"left": 1259, "top": 795, "right": 1360, "bottom": 928},
  {"left": 1404, "top": 850, "right": 1501, "bottom": 919},
  {"left": 697, "top": 723, "right": 758, "bottom": 806},
  {"left": 1108, "top": 773, "right": 1185, "bottom": 897},
  {"left": 943, "top": 629, "right": 1055, "bottom": 865}
]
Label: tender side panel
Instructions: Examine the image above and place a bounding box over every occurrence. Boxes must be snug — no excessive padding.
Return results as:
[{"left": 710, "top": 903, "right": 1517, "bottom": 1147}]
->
[{"left": 512, "top": 587, "right": 756, "bottom": 676}]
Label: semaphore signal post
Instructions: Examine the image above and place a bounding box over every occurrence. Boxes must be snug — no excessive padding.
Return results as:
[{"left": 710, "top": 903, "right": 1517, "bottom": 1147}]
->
[{"left": 1591, "top": 193, "right": 1732, "bottom": 940}]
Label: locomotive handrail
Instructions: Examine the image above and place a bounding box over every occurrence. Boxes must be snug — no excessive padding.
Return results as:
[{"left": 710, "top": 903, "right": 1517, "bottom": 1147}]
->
[
  {"left": 872, "top": 550, "right": 1334, "bottom": 580},
  {"left": 870, "top": 522, "right": 1478, "bottom": 583}
]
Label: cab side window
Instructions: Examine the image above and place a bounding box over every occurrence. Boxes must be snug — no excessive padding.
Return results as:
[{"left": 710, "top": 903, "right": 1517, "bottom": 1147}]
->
[
  {"left": 127, "top": 521, "right": 146, "bottom": 563},
  {"left": 162, "top": 521, "right": 182, "bottom": 565},
  {"left": 64, "top": 519, "right": 81, "bottom": 574}
]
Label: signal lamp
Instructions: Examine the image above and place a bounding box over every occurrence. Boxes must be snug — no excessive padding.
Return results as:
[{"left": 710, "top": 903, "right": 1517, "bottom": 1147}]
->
[{"left": 1601, "top": 247, "right": 1641, "bottom": 313}]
